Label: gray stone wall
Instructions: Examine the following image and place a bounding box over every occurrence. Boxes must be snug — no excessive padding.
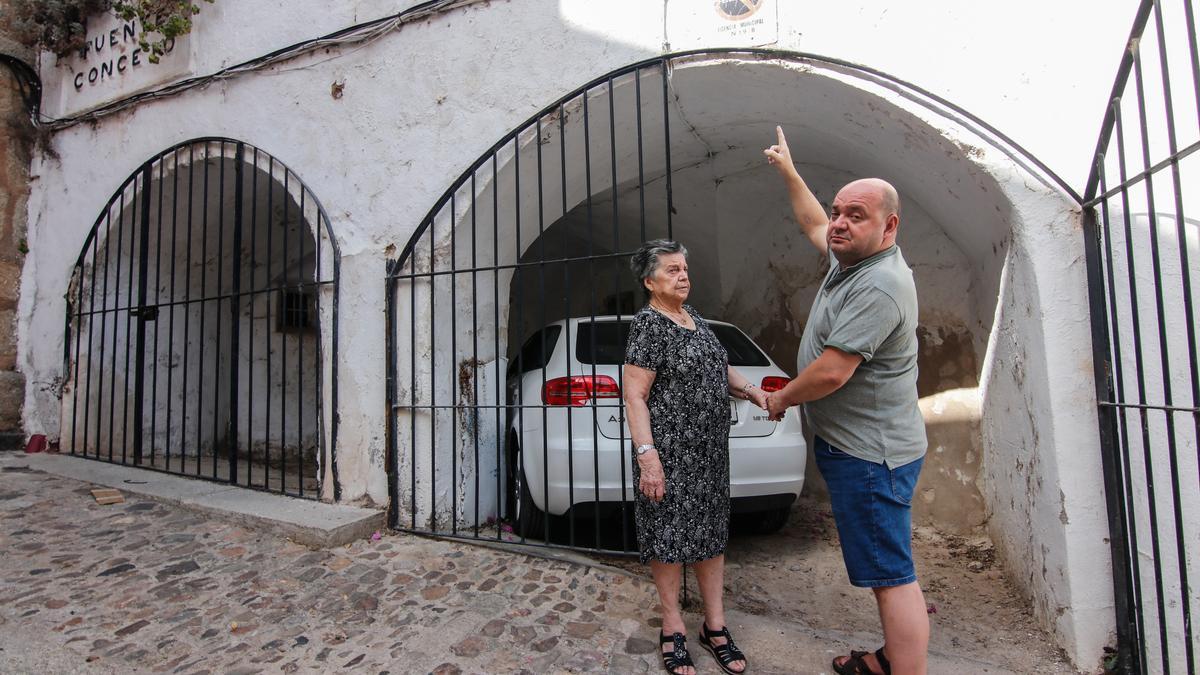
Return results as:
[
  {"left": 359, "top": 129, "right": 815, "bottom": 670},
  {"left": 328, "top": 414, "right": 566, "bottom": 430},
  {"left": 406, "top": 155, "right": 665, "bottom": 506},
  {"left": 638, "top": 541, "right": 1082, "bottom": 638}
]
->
[{"left": 0, "top": 62, "right": 29, "bottom": 449}]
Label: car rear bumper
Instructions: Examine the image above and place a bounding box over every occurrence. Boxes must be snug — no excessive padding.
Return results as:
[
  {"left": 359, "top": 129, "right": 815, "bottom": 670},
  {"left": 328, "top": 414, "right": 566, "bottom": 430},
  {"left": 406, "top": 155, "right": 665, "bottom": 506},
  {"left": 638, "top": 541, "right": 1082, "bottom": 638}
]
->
[{"left": 519, "top": 427, "right": 806, "bottom": 516}]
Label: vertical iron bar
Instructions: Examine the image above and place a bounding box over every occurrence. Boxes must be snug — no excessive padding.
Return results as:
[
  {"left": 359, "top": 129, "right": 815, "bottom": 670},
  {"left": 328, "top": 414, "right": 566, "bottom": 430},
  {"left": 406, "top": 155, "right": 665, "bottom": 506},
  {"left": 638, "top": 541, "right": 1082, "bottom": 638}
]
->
[
  {"left": 1083, "top": 197, "right": 1138, "bottom": 675},
  {"left": 281, "top": 169, "right": 290, "bottom": 490},
  {"left": 514, "top": 138, "right": 525, "bottom": 540},
  {"left": 96, "top": 204, "right": 112, "bottom": 461},
  {"left": 212, "top": 142, "right": 226, "bottom": 480},
  {"left": 636, "top": 67, "right": 646, "bottom": 242},
  {"left": 228, "top": 143, "right": 245, "bottom": 486},
  {"left": 68, "top": 260, "right": 85, "bottom": 455},
  {"left": 247, "top": 148, "right": 258, "bottom": 488},
  {"left": 471, "top": 170, "right": 480, "bottom": 537},
  {"left": 108, "top": 186, "right": 127, "bottom": 461},
  {"left": 610, "top": 75, "right": 629, "bottom": 552},
  {"left": 492, "top": 152, "right": 501, "bottom": 542},
  {"left": 662, "top": 60, "right": 674, "bottom": 240},
  {"left": 386, "top": 260, "right": 398, "bottom": 526},
  {"left": 450, "top": 192, "right": 458, "bottom": 535},
  {"left": 132, "top": 162, "right": 153, "bottom": 465},
  {"left": 297, "top": 185, "right": 306, "bottom": 496},
  {"left": 182, "top": 145, "right": 196, "bottom": 475},
  {"left": 385, "top": 260, "right": 398, "bottom": 520},
  {"left": 196, "top": 144, "right": 210, "bottom": 477},
  {"left": 265, "top": 156, "right": 275, "bottom": 490},
  {"left": 430, "top": 207, "right": 437, "bottom": 531},
  {"left": 150, "top": 154, "right": 166, "bottom": 465},
  {"left": 109, "top": 186, "right": 128, "bottom": 463},
  {"left": 1099, "top": 166, "right": 1148, "bottom": 675},
  {"left": 584, "top": 84, "right": 601, "bottom": 550},
  {"left": 329, "top": 213, "right": 341, "bottom": 501},
  {"left": 121, "top": 177, "right": 140, "bottom": 465},
  {"left": 410, "top": 203, "right": 418, "bottom": 530},
  {"left": 165, "top": 149, "right": 181, "bottom": 473},
  {"left": 83, "top": 224, "right": 101, "bottom": 458},
  {"left": 562, "top": 100, "right": 576, "bottom": 548},
  {"left": 537, "top": 115, "right": 550, "bottom": 544}
]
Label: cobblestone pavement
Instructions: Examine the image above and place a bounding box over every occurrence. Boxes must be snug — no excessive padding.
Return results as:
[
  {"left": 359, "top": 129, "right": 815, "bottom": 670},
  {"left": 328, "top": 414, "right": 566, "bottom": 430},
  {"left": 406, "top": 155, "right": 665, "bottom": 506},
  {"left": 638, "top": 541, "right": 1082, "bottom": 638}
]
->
[
  {"left": 0, "top": 463, "right": 667, "bottom": 674},
  {"left": 1, "top": 456, "right": 1060, "bottom": 674}
]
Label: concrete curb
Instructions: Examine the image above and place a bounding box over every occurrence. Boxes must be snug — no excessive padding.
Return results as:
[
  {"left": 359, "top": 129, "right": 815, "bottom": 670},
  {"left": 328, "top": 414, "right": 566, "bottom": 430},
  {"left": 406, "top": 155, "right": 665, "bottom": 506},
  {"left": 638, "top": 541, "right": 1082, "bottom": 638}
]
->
[{"left": 1, "top": 451, "right": 386, "bottom": 549}]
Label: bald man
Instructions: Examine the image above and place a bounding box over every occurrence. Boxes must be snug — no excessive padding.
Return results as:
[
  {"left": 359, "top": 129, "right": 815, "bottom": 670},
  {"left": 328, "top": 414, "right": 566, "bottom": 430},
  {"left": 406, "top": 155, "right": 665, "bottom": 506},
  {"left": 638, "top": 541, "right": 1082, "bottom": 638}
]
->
[{"left": 763, "top": 126, "right": 929, "bottom": 675}]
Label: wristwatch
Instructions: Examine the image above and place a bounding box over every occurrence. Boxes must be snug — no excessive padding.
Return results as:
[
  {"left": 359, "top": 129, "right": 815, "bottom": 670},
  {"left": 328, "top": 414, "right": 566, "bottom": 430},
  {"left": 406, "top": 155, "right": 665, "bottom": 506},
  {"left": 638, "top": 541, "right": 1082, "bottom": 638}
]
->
[
  {"left": 635, "top": 444, "right": 656, "bottom": 456},
  {"left": 741, "top": 383, "right": 756, "bottom": 394}
]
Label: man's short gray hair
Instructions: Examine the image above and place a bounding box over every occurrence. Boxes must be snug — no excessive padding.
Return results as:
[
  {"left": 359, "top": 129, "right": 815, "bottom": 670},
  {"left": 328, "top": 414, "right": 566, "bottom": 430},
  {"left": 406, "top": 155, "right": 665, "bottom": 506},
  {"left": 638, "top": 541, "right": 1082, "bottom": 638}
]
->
[{"left": 630, "top": 239, "right": 688, "bottom": 287}]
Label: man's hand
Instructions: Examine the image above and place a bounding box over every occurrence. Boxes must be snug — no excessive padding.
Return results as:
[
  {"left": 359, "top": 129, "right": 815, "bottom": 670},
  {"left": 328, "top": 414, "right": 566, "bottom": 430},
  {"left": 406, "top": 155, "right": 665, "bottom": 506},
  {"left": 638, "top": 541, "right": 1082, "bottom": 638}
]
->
[
  {"left": 766, "top": 391, "right": 788, "bottom": 422},
  {"left": 637, "top": 455, "right": 666, "bottom": 502},
  {"left": 763, "top": 125, "right": 798, "bottom": 179}
]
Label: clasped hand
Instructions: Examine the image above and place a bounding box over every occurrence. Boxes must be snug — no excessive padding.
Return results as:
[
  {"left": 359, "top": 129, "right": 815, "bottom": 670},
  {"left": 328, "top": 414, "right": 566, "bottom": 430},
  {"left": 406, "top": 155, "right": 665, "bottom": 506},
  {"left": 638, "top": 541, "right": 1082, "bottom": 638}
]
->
[{"left": 748, "top": 387, "right": 786, "bottom": 422}]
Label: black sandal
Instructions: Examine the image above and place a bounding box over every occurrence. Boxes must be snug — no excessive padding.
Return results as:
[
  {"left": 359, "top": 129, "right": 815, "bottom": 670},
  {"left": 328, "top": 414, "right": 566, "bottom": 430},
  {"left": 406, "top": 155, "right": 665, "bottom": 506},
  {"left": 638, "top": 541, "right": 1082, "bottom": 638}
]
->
[
  {"left": 660, "top": 631, "right": 695, "bottom": 674},
  {"left": 699, "top": 622, "right": 748, "bottom": 674},
  {"left": 832, "top": 647, "right": 891, "bottom": 675}
]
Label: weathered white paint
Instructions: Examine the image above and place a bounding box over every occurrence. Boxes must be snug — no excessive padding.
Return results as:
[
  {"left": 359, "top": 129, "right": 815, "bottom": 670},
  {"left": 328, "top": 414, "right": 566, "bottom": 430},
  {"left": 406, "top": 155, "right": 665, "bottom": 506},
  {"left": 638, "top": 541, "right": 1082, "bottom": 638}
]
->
[{"left": 18, "top": 0, "right": 1147, "bottom": 666}]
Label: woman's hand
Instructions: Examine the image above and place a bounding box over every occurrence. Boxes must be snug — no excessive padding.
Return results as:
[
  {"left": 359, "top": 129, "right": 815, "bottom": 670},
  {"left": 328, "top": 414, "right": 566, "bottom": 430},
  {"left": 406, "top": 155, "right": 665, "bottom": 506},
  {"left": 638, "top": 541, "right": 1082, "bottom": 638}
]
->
[
  {"left": 637, "top": 454, "right": 666, "bottom": 502},
  {"left": 747, "top": 386, "right": 770, "bottom": 411}
]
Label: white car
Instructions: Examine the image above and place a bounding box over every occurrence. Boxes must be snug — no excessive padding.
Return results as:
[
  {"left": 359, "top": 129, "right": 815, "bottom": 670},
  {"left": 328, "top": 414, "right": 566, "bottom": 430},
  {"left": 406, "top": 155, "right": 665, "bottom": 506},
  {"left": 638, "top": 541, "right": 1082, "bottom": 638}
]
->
[{"left": 505, "top": 315, "right": 806, "bottom": 539}]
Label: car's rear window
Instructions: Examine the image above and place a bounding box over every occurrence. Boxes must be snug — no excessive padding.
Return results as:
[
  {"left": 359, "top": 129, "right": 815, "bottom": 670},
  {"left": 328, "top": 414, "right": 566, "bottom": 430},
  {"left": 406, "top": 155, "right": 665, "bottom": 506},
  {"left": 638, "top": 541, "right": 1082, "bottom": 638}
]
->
[
  {"left": 509, "top": 325, "right": 562, "bottom": 376},
  {"left": 576, "top": 320, "right": 770, "bottom": 367}
]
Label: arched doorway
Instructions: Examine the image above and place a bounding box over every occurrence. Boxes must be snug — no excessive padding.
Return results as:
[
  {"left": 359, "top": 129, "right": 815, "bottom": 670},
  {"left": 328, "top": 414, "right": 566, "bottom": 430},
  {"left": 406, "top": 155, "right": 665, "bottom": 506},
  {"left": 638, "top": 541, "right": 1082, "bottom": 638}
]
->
[
  {"left": 61, "top": 139, "right": 340, "bottom": 499},
  {"left": 384, "top": 50, "right": 1079, "bottom": 556}
]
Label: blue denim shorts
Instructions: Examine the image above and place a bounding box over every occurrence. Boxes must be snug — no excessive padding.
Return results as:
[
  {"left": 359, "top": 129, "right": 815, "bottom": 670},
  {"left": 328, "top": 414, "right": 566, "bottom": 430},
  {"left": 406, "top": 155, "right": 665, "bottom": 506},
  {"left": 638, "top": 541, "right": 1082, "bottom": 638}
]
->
[{"left": 813, "top": 435, "right": 924, "bottom": 588}]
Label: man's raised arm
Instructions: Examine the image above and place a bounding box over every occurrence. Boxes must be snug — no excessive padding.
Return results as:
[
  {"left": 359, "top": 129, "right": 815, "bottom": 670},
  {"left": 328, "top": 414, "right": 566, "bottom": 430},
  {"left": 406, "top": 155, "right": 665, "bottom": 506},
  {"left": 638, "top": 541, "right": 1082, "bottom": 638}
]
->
[{"left": 764, "top": 125, "right": 828, "bottom": 254}]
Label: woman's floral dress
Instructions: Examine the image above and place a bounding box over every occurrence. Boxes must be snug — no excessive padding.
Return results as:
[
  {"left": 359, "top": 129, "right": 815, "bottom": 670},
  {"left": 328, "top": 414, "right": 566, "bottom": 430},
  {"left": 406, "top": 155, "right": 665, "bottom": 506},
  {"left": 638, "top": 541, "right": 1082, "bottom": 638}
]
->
[{"left": 625, "top": 305, "right": 730, "bottom": 564}]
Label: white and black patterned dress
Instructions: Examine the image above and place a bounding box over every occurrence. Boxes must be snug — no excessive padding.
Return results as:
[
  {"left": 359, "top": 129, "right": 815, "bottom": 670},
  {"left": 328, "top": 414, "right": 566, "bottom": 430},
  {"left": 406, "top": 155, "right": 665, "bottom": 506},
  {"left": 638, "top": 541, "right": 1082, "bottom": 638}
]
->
[{"left": 625, "top": 305, "right": 731, "bottom": 564}]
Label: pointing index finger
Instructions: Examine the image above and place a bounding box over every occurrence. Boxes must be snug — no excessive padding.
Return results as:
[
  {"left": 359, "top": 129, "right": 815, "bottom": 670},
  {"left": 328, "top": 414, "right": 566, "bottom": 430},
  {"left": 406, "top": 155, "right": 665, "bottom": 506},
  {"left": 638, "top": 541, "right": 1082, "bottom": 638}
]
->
[{"left": 775, "top": 125, "right": 786, "bottom": 146}]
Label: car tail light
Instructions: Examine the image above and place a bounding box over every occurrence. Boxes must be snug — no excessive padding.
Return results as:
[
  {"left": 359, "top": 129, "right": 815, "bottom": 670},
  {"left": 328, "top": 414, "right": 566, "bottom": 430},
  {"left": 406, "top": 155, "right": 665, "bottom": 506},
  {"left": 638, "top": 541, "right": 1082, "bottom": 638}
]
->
[
  {"left": 542, "top": 375, "right": 621, "bottom": 406},
  {"left": 760, "top": 376, "right": 790, "bottom": 393}
]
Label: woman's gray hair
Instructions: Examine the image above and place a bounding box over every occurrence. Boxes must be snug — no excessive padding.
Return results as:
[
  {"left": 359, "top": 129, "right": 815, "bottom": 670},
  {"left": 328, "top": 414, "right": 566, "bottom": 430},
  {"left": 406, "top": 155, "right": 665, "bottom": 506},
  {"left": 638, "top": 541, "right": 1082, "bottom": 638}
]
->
[{"left": 630, "top": 239, "right": 688, "bottom": 289}]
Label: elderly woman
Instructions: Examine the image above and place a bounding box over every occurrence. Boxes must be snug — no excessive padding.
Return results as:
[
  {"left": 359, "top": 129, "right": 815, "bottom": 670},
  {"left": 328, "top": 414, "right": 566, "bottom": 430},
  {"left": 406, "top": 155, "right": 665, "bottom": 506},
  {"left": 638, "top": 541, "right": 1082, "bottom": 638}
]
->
[{"left": 623, "top": 239, "right": 767, "bottom": 675}]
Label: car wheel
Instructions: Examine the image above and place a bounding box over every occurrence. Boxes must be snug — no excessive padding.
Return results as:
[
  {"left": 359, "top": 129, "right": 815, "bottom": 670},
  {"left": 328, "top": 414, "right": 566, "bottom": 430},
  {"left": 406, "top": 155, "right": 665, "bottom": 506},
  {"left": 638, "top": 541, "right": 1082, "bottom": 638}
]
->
[{"left": 510, "top": 443, "right": 545, "bottom": 539}]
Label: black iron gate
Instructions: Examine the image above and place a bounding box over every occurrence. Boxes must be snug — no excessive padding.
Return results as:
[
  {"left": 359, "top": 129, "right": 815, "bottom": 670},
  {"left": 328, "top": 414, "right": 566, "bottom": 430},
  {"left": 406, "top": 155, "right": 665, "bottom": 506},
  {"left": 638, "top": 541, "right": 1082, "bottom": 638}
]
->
[
  {"left": 385, "top": 59, "right": 679, "bottom": 555},
  {"left": 1083, "top": 1, "right": 1200, "bottom": 672},
  {"left": 383, "top": 48, "right": 1081, "bottom": 556},
  {"left": 62, "top": 138, "right": 340, "bottom": 499}
]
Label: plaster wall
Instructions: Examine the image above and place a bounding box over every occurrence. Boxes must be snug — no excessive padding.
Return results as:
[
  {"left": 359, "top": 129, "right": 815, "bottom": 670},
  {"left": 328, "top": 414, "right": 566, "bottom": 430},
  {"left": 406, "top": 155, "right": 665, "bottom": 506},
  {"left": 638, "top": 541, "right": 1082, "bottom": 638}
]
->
[{"left": 16, "top": 0, "right": 1143, "bottom": 665}]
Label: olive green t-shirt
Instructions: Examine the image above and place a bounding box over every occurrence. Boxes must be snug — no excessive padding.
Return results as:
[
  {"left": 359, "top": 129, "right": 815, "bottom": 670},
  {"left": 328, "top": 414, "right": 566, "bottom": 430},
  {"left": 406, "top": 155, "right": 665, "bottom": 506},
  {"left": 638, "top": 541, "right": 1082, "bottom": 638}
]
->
[{"left": 797, "top": 245, "right": 927, "bottom": 467}]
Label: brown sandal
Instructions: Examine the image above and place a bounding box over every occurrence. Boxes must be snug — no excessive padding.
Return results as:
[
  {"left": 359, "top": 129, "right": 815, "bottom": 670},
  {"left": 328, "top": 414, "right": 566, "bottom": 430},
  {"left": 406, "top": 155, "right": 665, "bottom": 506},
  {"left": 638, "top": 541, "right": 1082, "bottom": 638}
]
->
[{"left": 832, "top": 647, "right": 891, "bottom": 675}]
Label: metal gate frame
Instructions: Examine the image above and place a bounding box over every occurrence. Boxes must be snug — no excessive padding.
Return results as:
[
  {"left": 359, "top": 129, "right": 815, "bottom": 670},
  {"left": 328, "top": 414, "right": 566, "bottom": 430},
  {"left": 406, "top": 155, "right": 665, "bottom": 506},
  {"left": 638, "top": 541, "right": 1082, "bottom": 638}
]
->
[
  {"left": 383, "top": 48, "right": 1082, "bottom": 555},
  {"left": 1082, "top": 1, "right": 1200, "bottom": 673},
  {"left": 62, "top": 138, "right": 342, "bottom": 500}
]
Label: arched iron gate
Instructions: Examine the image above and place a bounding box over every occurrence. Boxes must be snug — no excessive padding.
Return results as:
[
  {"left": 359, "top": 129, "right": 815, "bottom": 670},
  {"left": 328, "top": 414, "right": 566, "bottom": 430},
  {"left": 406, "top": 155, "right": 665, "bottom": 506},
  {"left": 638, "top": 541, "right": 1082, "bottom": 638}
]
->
[
  {"left": 1083, "top": 1, "right": 1200, "bottom": 672},
  {"left": 383, "top": 48, "right": 1088, "bottom": 556},
  {"left": 62, "top": 138, "right": 341, "bottom": 500}
]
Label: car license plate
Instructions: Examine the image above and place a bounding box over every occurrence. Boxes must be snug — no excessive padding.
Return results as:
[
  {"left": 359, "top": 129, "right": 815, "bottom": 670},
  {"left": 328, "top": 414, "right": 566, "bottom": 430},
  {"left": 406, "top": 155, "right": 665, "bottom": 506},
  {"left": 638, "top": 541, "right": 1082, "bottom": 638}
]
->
[{"left": 729, "top": 400, "right": 738, "bottom": 425}]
